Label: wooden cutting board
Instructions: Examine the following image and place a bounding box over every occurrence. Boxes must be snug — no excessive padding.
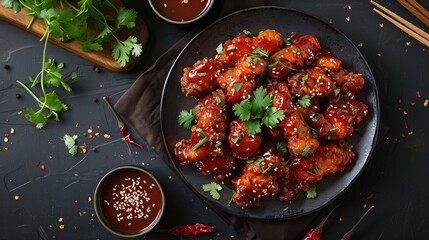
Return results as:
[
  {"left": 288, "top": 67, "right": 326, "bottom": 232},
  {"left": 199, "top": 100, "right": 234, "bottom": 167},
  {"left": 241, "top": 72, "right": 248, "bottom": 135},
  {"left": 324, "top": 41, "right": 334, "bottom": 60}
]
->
[{"left": 0, "top": 2, "right": 149, "bottom": 72}]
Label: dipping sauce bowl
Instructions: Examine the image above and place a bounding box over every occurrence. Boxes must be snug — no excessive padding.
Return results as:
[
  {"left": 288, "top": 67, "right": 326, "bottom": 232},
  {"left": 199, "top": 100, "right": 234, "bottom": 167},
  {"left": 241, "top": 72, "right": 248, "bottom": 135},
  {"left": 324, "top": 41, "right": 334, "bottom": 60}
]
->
[
  {"left": 94, "top": 165, "right": 165, "bottom": 237},
  {"left": 149, "top": 0, "right": 215, "bottom": 24}
]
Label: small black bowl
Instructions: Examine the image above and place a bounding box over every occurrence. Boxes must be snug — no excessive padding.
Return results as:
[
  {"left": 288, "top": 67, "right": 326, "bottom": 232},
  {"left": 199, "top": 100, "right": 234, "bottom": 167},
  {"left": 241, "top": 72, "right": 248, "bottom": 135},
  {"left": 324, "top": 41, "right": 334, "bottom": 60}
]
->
[
  {"left": 148, "top": 0, "right": 215, "bottom": 25},
  {"left": 94, "top": 165, "right": 165, "bottom": 237}
]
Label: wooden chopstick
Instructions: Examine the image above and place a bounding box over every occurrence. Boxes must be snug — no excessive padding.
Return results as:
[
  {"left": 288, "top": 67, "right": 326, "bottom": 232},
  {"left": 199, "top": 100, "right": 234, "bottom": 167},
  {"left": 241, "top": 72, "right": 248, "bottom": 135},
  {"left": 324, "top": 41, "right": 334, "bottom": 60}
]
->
[
  {"left": 371, "top": 0, "right": 429, "bottom": 47},
  {"left": 398, "top": 0, "right": 429, "bottom": 27}
]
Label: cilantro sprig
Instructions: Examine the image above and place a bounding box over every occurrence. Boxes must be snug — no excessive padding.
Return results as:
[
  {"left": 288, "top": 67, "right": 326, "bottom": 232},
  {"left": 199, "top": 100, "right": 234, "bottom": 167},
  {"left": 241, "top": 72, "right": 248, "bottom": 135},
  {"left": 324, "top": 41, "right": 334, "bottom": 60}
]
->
[
  {"left": 233, "top": 86, "right": 285, "bottom": 135},
  {"left": 16, "top": 32, "right": 71, "bottom": 128},
  {"left": 202, "top": 182, "right": 222, "bottom": 200},
  {"left": 178, "top": 109, "right": 196, "bottom": 129}
]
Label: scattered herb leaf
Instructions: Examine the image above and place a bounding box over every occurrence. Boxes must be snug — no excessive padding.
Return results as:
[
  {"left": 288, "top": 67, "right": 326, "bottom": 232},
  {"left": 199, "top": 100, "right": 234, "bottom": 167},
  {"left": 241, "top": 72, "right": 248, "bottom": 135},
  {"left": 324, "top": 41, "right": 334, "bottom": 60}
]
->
[
  {"left": 61, "top": 134, "right": 78, "bottom": 156},
  {"left": 298, "top": 95, "right": 311, "bottom": 108},
  {"left": 275, "top": 142, "right": 288, "bottom": 154},
  {"left": 306, "top": 184, "right": 317, "bottom": 199},
  {"left": 178, "top": 109, "right": 195, "bottom": 129},
  {"left": 228, "top": 190, "right": 237, "bottom": 206},
  {"left": 202, "top": 182, "right": 222, "bottom": 200}
]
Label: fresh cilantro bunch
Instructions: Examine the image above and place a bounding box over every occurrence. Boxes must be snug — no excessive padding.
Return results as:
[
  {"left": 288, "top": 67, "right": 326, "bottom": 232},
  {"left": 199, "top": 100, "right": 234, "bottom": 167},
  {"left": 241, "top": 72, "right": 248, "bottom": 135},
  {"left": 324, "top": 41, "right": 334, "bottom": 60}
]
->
[
  {"left": 233, "top": 86, "right": 285, "bottom": 135},
  {"left": 4, "top": 0, "right": 142, "bottom": 67}
]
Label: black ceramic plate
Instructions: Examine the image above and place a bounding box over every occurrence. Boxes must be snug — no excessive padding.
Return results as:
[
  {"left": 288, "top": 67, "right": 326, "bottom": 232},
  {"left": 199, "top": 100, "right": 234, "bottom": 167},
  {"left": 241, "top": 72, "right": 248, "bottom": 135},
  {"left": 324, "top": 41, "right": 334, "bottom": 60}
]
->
[{"left": 160, "top": 7, "right": 379, "bottom": 220}]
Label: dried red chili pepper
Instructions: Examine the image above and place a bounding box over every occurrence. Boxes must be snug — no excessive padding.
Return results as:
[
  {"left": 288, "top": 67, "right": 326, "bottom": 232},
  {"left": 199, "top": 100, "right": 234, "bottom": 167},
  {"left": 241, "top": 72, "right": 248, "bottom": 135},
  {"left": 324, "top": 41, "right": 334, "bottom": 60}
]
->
[
  {"left": 302, "top": 206, "right": 338, "bottom": 240},
  {"left": 170, "top": 223, "right": 215, "bottom": 236},
  {"left": 341, "top": 205, "right": 374, "bottom": 240},
  {"left": 103, "top": 97, "right": 143, "bottom": 149}
]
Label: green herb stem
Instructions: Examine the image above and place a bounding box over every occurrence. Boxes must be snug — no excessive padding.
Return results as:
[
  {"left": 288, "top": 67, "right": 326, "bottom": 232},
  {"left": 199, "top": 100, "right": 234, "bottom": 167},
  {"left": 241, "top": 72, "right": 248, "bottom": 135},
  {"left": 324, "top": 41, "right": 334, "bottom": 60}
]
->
[{"left": 16, "top": 80, "right": 44, "bottom": 105}]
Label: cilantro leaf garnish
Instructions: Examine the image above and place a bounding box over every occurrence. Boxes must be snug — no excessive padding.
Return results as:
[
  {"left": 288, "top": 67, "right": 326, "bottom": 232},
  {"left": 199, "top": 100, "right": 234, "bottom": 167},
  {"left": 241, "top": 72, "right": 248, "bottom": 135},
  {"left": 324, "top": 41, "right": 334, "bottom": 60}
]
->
[
  {"left": 202, "top": 182, "right": 222, "bottom": 200},
  {"left": 233, "top": 86, "right": 285, "bottom": 135},
  {"left": 233, "top": 82, "right": 243, "bottom": 92},
  {"left": 233, "top": 99, "right": 252, "bottom": 121},
  {"left": 275, "top": 142, "right": 288, "bottom": 154},
  {"left": 216, "top": 43, "right": 224, "bottom": 54},
  {"left": 298, "top": 95, "right": 311, "bottom": 108},
  {"left": 242, "top": 29, "right": 251, "bottom": 36},
  {"left": 244, "top": 119, "right": 262, "bottom": 135},
  {"left": 262, "top": 107, "right": 285, "bottom": 128},
  {"left": 178, "top": 109, "right": 195, "bottom": 129},
  {"left": 306, "top": 184, "right": 317, "bottom": 199}
]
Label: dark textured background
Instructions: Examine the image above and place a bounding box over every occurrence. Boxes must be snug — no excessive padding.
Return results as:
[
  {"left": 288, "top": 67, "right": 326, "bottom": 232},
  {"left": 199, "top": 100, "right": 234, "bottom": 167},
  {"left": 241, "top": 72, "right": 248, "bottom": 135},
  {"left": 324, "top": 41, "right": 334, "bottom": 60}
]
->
[{"left": 1, "top": 0, "right": 428, "bottom": 239}]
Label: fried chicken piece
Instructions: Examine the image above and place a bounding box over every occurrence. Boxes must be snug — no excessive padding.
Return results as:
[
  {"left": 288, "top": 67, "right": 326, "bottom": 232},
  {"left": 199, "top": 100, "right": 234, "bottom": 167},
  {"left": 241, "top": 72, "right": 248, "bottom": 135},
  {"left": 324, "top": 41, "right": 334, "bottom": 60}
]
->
[
  {"left": 232, "top": 148, "right": 289, "bottom": 208},
  {"left": 180, "top": 57, "right": 225, "bottom": 98},
  {"left": 196, "top": 146, "right": 238, "bottom": 180},
  {"left": 252, "top": 29, "right": 285, "bottom": 55},
  {"left": 215, "top": 30, "right": 284, "bottom": 67},
  {"left": 267, "top": 34, "right": 321, "bottom": 79},
  {"left": 330, "top": 68, "right": 365, "bottom": 97},
  {"left": 174, "top": 90, "right": 229, "bottom": 164},
  {"left": 311, "top": 98, "right": 368, "bottom": 140},
  {"left": 217, "top": 55, "right": 268, "bottom": 104},
  {"left": 228, "top": 119, "right": 262, "bottom": 159},
  {"left": 288, "top": 68, "right": 335, "bottom": 98},
  {"left": 270, "top": 81, "right": 320, "bottom": 157},
  {"left": 215, "top": 33, "right": 254, "bottom": 66},
  {"left": 279, "top": 143, "right": 355, "bottom": 201},
  {"left": 314, "top": 53, "right": 343, "bottom": 72}
]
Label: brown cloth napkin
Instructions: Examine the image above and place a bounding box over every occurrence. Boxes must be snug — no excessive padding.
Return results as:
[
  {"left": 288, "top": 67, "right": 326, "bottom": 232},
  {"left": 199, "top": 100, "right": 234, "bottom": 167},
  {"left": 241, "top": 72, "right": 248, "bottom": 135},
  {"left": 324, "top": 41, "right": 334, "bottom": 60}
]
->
[{"left": 115, "top": 1, "right": 320, "bottom": 239}]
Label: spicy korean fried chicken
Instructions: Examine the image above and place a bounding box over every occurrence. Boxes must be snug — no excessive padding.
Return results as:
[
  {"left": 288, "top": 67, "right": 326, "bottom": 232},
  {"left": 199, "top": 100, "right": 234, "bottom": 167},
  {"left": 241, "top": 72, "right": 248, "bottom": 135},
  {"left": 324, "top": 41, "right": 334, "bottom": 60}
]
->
[
  {"left": 311, "top": 98, "right": 368, "bottom": 140},
  {"left": 196, "top": 146, "right": 237, "bottom": 180},
  {"left": 215, "top": 29, "right": 284, "bottom": 66},
  {"left": 228, "top": 119, "right": 262, "bottom": 159},
  {"left": 232, "top": 148, "right": 289, "bottom": 208},
  {"left": 267, "top": 34, "right": 321, "bottom": 79},
  {"left": 314, "top": 53, "right": 365, "bottom": 98},
  {"left": 280, "top": 143, "right": 355, "bottom": 201},
  {"left": 217, "top": 55, "right": 268, "bottom": 104},
  {"left": 174, "top": 89, "right": 229, "bottom": 164},
  {"left": 270, "top": 81, "right": 320, "bottom": 157},
  {"left": 288, "top": 68, "right": 335, "bottom": 98},
  {"left": 180, "top": 57, "right": 225, "bottom": 98}
]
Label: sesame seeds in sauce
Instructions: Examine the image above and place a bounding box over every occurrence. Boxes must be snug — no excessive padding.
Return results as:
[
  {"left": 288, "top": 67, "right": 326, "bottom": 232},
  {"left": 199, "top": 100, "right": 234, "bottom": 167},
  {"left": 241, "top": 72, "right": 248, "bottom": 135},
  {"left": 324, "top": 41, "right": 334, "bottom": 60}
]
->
[{"left": 98, "top": 168, "right": 163, "bottom": 233}]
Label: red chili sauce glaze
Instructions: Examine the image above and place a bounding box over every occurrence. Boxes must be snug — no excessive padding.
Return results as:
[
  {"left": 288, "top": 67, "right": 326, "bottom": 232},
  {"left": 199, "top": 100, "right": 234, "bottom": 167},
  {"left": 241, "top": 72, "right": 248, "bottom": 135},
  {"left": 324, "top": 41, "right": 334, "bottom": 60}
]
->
[
  {"left": 152, "top": 0, "right": 211, "bottom": 22},
  {"left": 99, "top": 168, "right": 163, "bottom": 234}
]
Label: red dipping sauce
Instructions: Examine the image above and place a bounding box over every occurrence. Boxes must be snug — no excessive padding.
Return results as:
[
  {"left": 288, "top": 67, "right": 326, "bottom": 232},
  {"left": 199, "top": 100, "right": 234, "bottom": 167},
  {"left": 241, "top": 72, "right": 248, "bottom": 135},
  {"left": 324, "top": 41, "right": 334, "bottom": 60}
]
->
[
  {"left": 150, "top": 0, "right": 212, "bottom": 22},
  {"left": 95, "top": 166, "right": 164, "bottom": 237}
]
